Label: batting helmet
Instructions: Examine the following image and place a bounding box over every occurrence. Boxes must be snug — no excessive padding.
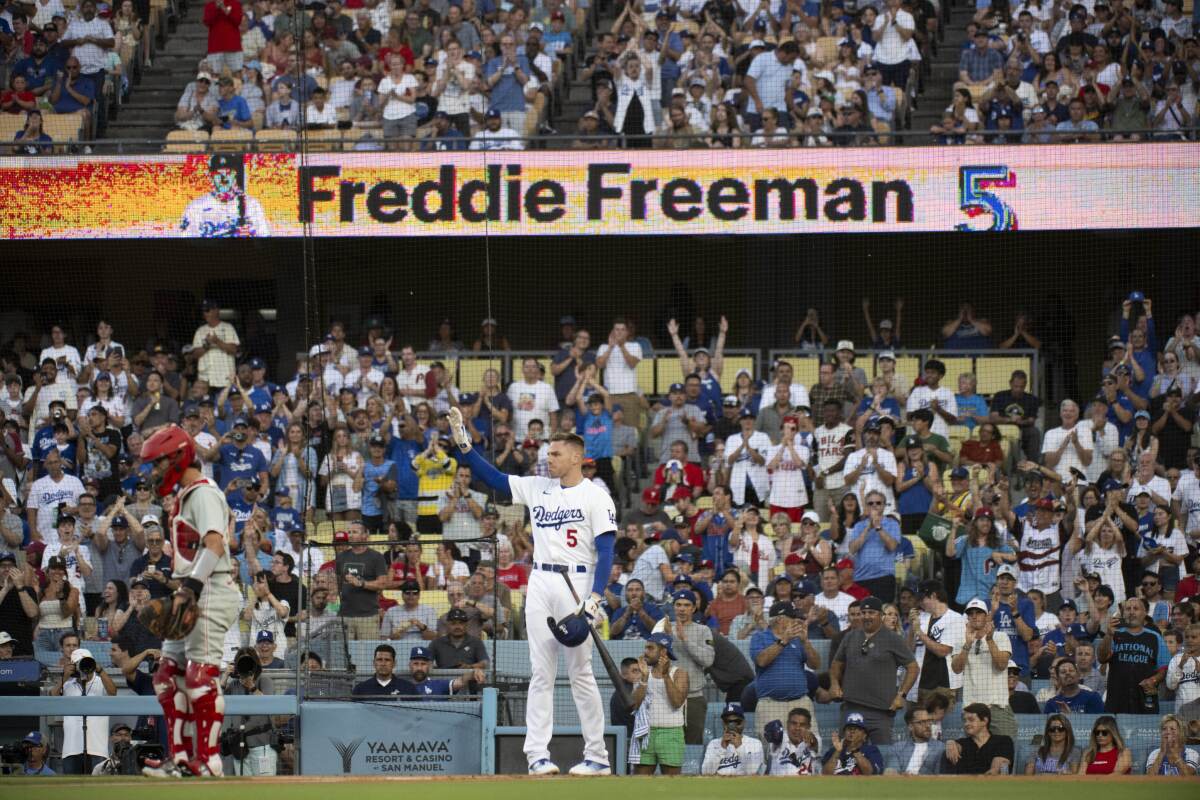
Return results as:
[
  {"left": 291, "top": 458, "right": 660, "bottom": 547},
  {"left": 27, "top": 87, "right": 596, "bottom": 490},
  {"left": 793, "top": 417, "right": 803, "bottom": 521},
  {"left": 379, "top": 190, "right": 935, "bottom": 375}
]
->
[
  {"left": 547, "top": 612, "right": 590, "bottom": 647},
  {"left": 140, "top": 424, "right": 196, "bottom": 497}
]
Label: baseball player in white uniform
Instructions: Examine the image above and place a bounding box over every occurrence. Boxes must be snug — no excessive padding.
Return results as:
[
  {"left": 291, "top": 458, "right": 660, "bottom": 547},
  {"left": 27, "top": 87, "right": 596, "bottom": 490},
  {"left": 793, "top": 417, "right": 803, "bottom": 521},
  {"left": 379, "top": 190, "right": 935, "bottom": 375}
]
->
[
  {"left": 138, "top": 425, "right": 240, "bottom": 777},
  {"left": 449, "top": 408, "right": 617, "bottom": 775}
]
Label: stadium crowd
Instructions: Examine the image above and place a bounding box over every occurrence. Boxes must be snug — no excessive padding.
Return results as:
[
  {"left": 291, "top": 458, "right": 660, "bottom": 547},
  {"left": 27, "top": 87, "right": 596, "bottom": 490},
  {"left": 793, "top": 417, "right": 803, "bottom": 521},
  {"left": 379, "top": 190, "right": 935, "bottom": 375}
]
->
[
  {"left": 5, "top": 0, "right": 1196, "bottom": 150},
  {"left": 0, "top": 292, "right": 1198, "bottom": 775}
]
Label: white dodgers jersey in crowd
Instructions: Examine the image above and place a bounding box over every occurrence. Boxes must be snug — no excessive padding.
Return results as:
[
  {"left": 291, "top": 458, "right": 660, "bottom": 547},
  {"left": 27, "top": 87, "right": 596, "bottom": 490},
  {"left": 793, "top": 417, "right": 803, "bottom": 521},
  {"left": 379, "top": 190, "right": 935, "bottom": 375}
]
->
[
  {"left": 180, "top": 192, "right": 271, "bottom": 238},
  {"left": 508, "top": 475, "right": 617, "bottom": 567}
]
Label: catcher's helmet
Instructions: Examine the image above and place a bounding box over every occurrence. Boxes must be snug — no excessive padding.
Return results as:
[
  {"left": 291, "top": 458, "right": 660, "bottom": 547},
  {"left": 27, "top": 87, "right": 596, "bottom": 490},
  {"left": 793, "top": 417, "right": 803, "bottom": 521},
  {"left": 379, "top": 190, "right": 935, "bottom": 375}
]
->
[
  {"left": 547, "top": 612, "right": 590, "bottom": 647},
  {"left": 141, "top": 425, "right": 196, "bottom": 497}
]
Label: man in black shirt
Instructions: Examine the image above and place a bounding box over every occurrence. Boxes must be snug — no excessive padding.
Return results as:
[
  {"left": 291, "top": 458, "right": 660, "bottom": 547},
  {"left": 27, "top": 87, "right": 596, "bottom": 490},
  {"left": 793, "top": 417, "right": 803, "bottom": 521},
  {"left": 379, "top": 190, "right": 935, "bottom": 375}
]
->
[
  {"left": 1098, "top": 596, "right": 1169, "bottom": 713},
  {"left": 351, "top": 644, "right": 408, "bottom": 696},
  {"left": 430, "top": 607, "right": 489, "bottom": 669},
  {"left": 1151, "top": 388, "right": 1193, "bottom": 470},
  {"left": 1007, "top": 661, "right": 1040, "bottom": 713},
  {"left": 943, "top": 703, "right": 1013, "bottom": 774},
  {"left": 267, "top": 552, "right": 302, "bottom": 637},
  {"left": 335, "top": 525, "right": 388, "bottom": 640},
  {"left": 988, "top": 370, "right": 1042, "bottom": 462}
]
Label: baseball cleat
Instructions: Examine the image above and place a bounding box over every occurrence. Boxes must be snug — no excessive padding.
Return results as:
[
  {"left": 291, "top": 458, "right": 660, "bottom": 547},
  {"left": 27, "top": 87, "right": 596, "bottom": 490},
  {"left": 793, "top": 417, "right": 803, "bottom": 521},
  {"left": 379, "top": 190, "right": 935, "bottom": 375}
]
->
[
  {"left": 568, "top": 760, "right": 612, "bottom": 776},
  {"left": 528, "top": 758, "right": 560, "bottom": 775},
  {"left": 447, "top": 407, "right": 471, "bottom": 452},
  {"left": 141, "top": 758, "right": 188, "bottom": 778}
]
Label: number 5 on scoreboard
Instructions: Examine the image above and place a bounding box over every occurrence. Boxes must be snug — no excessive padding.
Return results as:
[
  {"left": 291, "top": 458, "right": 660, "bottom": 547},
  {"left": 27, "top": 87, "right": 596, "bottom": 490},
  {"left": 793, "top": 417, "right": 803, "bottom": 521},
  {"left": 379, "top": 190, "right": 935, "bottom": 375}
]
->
[
  {"left": 565, "top": 528, "right": 578, "bottom": 548},
  {"left": 956, "top": 165, "right": 1018, "bottom": 232}
]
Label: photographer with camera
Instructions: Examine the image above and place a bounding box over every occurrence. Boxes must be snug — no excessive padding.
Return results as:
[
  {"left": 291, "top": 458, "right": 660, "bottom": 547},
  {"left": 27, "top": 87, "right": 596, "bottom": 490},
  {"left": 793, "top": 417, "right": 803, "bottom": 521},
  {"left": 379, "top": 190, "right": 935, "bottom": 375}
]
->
[
  {"left": 701, "top": 702, "right": 765, "bottom": 775},
  {"left": 51, "top": 646, "right": 117, "bottom": 773},
  {"left": 15, "top": 731, "right": 55, "bottom": 775},
  {"left": 221, "top": 646, "right": 277, "bottom": 775},
  {"left": 244, "top": 569, "right": 290, "bottom": 660}
]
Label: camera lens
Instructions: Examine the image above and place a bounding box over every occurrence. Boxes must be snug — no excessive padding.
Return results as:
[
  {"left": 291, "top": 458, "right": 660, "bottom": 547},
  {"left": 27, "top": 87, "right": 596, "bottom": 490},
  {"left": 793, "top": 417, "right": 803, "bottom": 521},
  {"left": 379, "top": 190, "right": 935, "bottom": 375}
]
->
[{"left": 80, "top": 657, "right": 96, "bottom": 673}]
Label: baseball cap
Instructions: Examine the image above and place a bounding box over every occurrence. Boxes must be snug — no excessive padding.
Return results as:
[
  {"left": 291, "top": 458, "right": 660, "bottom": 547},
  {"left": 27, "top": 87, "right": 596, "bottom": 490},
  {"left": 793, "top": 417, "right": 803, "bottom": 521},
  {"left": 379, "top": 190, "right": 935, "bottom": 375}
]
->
[
  {"left": 410, "top": 646, "right": 433, "bottom": 661},
  {"left": 46, "top": 555, "right": 67, "bottom": 571},
  {"left": 369, "top": 434, "right": 387, "bottom": 447},
  {"left": 965, "top": 598, "right": 989, "bottom": 613},
  {"left": 275, "top": 486, "right": 290, "bottom": 497},
  {"left": 642, "top": 487, "right": 661, "bottom": 505},
  {"left": 71, "top": 647, "right": 94, "bottom": 664},
  {"left": 1007, "top": 659, "right": 1020, "bottom": 672},
  {"left": 183, "top": 403, "right": 200, "bottom": 418},
  {"left": 784, "top": 552, "right": 803, "bottom": 566},
  {"left": 801, "top": 510, "right": 821, "bottom": 525},
  {"left": 1108, "top": 335, "right": 1126, "bottom": 351},
  {"left": 950, "top": 466, "right": 970, "bottom": 480},
  {"left": 859, "top": 596, "right": 883, "bottom": 612},
  {"left": 130, "top": 577, "right": 151, "bottom": 590},
  {"left": 23, "top": 731, "right": 44, "bottom": 746},
  {"left": 111, "top": 722, "right": 132, "bottom": 735},
  {"left": 256, "top": 630, "right": 275, "bottom": 643},
  {"left": 878, "top": 350, "right": 896, "bottom": 361},
  {"left": 1133, "top": 409, "right": 1150, "bottom": 421},
  {"left": 721, "top": 702, "right": 745, "bottom": 719},
  {"left": 1058, "top": 599, "right": 1078, "bottom": 613},
  {"left": 333, "top": 530, "right": 349, "bottom": 543},
  {"left": 879, "top": 319, "right": 894, "bottom": 330},
  {"left": 657, "top": 530, "right": 682, "bottom": 545},
  {"left": 973, "top": 506, "right": 994, "bottom": 519},
  {"left": 738, "top": 408, "right": 756, "bottom": 420},
  {"left": 647, "top": 633, "right": 676, "bottom": 659},
  {"left": 836, "top": 340, "right": 855, "bottom": 353},
  {"left": 995, "top": 563, "right": 1018, "bottom": 579},
  {"left": 1034, "top": 497, "right": 1055, "bottom": 511},
  {"left": 141, "top": 514, "right": 161, "bottom": 527},
  {"left": 835, "top": 557, "right": 855, "bottom": 570},
  {"left": 769, "top": 601, "right": 800, "bottom": 618},
  {"left": 843, "top": 712, "right": 868, "bottom": 730},
  {"left": 485, "top": 108, "right": 501, "bottom": 120},
  {"left": 671, "top": 589, "right": 698, "bottom": 605},
  {"left": 0, "top": 631, "right": 15, "bottom": 645},
  {"left": 668, "top": 382, "right": 685, "bottom": 393},
  {"left": 0, "top": 551, "right": 16, "bottom": 564},
  {"left": 447, "top": 607, "right": 470, "bottom": 622},
  {"left": 399, "top": 579, "right": 421, "bottom": 593},
  {"left": 722, "top": 395, "right": 740, "bottom": 407},
  {"left": 248, "top": 357, "right": 266, "bottom": 370}
]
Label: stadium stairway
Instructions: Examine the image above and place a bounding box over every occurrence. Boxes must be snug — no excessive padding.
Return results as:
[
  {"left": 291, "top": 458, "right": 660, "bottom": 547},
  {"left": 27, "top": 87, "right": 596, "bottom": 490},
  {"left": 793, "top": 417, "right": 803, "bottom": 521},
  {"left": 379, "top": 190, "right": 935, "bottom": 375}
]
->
[
  {"left": 908, "top": 1, "right": 978, "bottom": 141},
  {"left": 103, "top": 7, "right": 209, "bottom": 148}
]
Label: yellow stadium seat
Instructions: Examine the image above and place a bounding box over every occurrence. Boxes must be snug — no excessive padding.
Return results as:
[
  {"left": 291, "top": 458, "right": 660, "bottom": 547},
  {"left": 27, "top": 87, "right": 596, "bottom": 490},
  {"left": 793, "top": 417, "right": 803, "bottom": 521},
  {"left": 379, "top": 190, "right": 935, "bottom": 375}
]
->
[
  {"left": 655, "top": 357, "right": 684, "bottom": 393},
  {"left": 894, "top": 356, "right": 921, "bottom": 386},
  {"left": 0, "top": 115, "right": 24, "bottom": 142},
  {"left": 209, "top": 127, "right": 252, "bottom": 151},
  {"left": 458, "top": 358, "right": 502, "bottom": 393},
  {"left": 976, "top": 356, "right": 1030, "bottom": 395},
  {"left": 509, "top": 588, "right": 524, "bottom": 617},
  {"left": 790, "top": 355, "right": 821, "bottom": 389},
  {"left": 42, "top": 113, "right": 83, "bottom": 143},
  {"left": 423, "top": 590, "right": 449, "bottom": 610},
  {"left": 636, "top": 358, "right": 655, "bottom": 396},
  {"left": 255, "top": 128, "right": 296, "bottom": 152},
  {"left": 814, "top": 36, "right": 840, "bottom": 66},
  {"left": 721, "top": 356, "right": 755, "bottom": 392},
  {"left": 163, "top": 128, "right": 209, "bottom": 153},
  {"left": 301, "top": 128, "right": 342, "bottom": 152},
  {"left": 315, "top": 520, "right": 334, "bottom": 540},
  {"left": 947, "top": 425, "right": 972, "bottom": 442},
  {"left": 937, "top": 357, "right": 975, "bottom": 384},
  {"left": 697, "top": 495, "right": 713, "bottom": 511},
  {"left": 420, "top": 544, "right": 438, "bottom": 565}
]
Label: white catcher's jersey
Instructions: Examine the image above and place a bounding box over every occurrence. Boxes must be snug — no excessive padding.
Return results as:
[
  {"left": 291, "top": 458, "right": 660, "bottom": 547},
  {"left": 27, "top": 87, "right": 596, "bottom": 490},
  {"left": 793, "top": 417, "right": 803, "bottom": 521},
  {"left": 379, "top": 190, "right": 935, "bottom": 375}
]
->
[
  {"left": 508, "top": 475, "right": 617, "bottom": 568},
  {"left": 170, "top": 477, "right": 235, "bottom": 579},
  {"left": 180, "top": 192, "right": 270, "bottom": 238}
]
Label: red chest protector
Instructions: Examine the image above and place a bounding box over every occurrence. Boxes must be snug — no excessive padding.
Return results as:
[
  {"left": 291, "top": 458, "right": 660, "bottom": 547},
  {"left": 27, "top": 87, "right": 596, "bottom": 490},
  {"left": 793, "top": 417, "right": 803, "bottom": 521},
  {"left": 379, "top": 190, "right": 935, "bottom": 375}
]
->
[{"left": 170, "top": 477, "right": 217, "bottom": 563}]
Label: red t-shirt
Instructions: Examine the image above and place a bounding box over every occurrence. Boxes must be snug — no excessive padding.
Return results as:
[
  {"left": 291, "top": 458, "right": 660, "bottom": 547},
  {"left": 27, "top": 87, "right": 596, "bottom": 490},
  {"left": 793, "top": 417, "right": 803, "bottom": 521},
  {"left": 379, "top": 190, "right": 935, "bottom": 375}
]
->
[
  {"left": 1, "top": 90, "right": 35, "bottom": 113},
  {"left": 378, "top": 44, "right": 415, "bottom": 67},
  {"left": 1085, "top": 747, "right": 1124, "bottom": 774},
  {"left": 497, "top": 564, "right": 528, "bottom": 590},
  {"left": 843, "top": 582, "right": 870, "bottom": 601},
  {"left": 652, "top": 462, "right": 706, "bottom": 502},
  {"left": 202, "top": 0, "right": 243, "bottom": 54},
  {"left": 1174, "top": 575, "right": 1198, "bottom": 604},
  {"left": 389, "top": 561, "right": 429, "bottom": 583}
]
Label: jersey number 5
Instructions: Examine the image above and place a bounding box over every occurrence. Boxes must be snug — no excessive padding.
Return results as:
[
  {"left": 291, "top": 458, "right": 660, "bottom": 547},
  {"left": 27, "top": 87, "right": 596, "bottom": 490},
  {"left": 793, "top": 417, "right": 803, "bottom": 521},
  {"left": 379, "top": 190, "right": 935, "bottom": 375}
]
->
[{"left": 565, "top": 528, "right": 578, "bottom": 548}]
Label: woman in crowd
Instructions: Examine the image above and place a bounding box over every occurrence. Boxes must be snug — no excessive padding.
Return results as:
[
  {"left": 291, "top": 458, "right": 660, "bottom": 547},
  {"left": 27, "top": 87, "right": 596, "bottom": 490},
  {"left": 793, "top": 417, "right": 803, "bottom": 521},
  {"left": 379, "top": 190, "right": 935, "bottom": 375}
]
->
[
  {"left": 827, "top": 490, "right": 863, "bottom": 554},
  {"left": 1145, "top": 714, "right": 1199, "bottom": 776},
  {"left": 35, "top": 557, "right": 79, "bottom": 664},
  {"left": 271, "top": 421, "right": 318, "bottom": 519},
  {"left": 12, "top": 109, "right": 52, "bottom": 155},
  {"left": 1026, "top": 714, "right": 1080, "bottom": 774},
  {"left": 946, "top": 506, "right": 1014, "bottom": 607},
  {"left": 896, "top": 443, "right": 937, "bottom": 536},
  {"left": 1078, "top": 716, "right": 1132, "bottom": 774},
  {"left": 318, "top": 426, "right": 364, "bottom": 523},
  {"left": 92, "top": 579, "right": 128, "bottom": 641}
]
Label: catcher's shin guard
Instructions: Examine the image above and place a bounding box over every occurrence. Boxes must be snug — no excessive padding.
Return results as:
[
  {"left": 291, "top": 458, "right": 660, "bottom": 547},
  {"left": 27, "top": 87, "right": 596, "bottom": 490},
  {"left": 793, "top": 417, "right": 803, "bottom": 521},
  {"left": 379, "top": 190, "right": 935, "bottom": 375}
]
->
[
  {"left": 153, "top": 656, "right": 192, "bottom": 763},
  {"left": 186, "top": 661, "right": 225, "bottom": 776}
]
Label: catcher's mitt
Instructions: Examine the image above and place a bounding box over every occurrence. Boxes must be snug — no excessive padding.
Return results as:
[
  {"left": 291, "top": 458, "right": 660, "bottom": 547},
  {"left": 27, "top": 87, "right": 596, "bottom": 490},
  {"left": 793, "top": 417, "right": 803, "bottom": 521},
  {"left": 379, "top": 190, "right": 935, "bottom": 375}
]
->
[{"left": 139, "top": 590, "right": 199, "bottom": 639}]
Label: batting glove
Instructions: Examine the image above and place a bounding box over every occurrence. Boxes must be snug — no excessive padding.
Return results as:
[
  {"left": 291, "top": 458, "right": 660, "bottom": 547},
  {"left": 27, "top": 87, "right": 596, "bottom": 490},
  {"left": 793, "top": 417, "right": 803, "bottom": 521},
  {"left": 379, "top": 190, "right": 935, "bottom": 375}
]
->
[
  {"left": 581, "top": 592, "right": 602, "bottom": 622},
  {"left": 448, "top": 408, "right": 471, "bottom": 453}
]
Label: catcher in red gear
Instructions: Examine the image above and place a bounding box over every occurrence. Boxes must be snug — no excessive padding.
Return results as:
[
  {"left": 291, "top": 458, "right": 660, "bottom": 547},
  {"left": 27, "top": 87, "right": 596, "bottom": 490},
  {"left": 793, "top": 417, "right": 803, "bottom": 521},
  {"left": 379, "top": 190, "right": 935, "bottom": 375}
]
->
[{"left": 139, "top": 424, "right": 240, "bottom": 777}]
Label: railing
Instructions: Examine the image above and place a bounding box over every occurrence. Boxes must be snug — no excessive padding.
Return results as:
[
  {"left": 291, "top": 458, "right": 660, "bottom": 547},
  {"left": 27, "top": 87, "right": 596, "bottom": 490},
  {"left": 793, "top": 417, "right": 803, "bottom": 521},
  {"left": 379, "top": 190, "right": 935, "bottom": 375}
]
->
[{"left": 7, "top": 128, "right": 1195, "bottom": 157}]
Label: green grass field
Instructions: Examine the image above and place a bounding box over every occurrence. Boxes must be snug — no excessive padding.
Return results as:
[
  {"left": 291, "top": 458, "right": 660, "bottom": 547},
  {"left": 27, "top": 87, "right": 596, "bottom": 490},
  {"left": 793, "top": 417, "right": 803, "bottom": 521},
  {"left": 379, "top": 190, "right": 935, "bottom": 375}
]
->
[{"left": 3, "top": 775, "right": 1196, "bottom": 799}]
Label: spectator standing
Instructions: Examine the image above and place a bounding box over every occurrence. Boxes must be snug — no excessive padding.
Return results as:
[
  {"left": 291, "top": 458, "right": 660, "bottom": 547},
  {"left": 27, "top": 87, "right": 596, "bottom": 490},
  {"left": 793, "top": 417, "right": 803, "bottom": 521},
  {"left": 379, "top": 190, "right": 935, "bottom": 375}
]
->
[
  {"left": 203, "top": 0, "right": 244, "bottom": 75},
  {"left": 192, "top": 300, "right": 239, "bottom": 395},
  {"left": 907, "top": 581, "right": 964, "bottom": 706},
  {"left": 872, "top": 0, "right": 916, "bottom": 88},
  {"left": 0, "top": 553, "right": 38, "bottom": 657},
  {"left": 335, "top": 526, "right": 387, "bottom": 639},
  {"left": 26, "top": 449, "right": 83, "bottom": 543},
  {"left": 609, "top": 578, "right": 664, "bottom": 640},
  {"left": 750, "top": 602, "right": 821, "bottom": 734},
  {"left": 52, "top": 647, "right": 117, "bottom": 774},
  {"left": 952, "top": 598, "right": 1016, "bottom": 738},
  {"left": 631, "top": 633, "right": 688, "bottom": 776},
  {"left": 507, "top": 357, "right": 559, "bottom": 441},
  {"left": 651, "top": 384, "right": 707, "bottom": 464},
  {"left": 656, "top": 589, "right": 713, "bottom": 745},
  {"left": 944, "top": 703, "right": 1014, "bottom": 774},
  {"left": 830, "top": 596, "right": 917, "bottom": 745},
  {"left": 60, "top": 0, "right": 112, "bottom": 129},
  {"left": 845, "top": 491, "right": 901, "bottom": 601},
  {"left": 596, "top": 319, "right": 644, "bottom": 433},
  {"left": 1165, "top": 622, "right": 1200, "bottom": 707},
  {"left": 1098, "top": 596, "right": 1168, "bottom": 714}
]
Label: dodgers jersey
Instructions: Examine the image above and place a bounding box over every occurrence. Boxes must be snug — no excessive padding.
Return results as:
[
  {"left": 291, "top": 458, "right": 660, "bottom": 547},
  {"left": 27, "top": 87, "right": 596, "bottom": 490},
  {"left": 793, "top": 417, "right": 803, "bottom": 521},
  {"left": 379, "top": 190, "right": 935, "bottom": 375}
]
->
[
  {"left": 180, "top": 192, "right": 270, "bottom": 238},
  {"left": 171, "top": 477, "right": 235, "bottom": 579},
  {"left": 508, "top": 475, "right": 617, "bottom": 568}
]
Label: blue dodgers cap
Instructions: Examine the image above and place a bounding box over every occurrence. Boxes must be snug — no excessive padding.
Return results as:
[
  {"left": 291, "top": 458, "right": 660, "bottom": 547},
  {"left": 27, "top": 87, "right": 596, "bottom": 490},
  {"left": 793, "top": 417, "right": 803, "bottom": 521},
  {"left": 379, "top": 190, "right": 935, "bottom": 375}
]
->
[
  {"left": 254, "top": 401, "right": 271, "bottom": 414},
  {"left": 668, "top": 382, "right": 685, "bottom": 393},
  {"left": 657, "top": 529, "right": 682, "bottom": 544},
  {"left": 548, "top": 612, "right": 591, "bottom": 647},
  {"left": 248, "top": 357, "right": 265, "bottom": 370},
  {"left": 233, "top": 416, "right": 250, "bottom": 427},
  {"left": 410, "top": 646, "right": 433, "bottom": 661},
  {"left": 950, "top": 466, "right": 970, "bottom": 480},
  {"left": 23, "top": 731, "right": 44, "bottom": 746},
  {"left": 358, "top": 346, "right": 372, "bottom": 357},
  {"left": 485, "top": 108, "right": 501, "bottom": 120},
  {"left": 275, "top": 486, "right": 290, "bottom": 497},
  {"left": 647, "top": 633, "right": 676, "bottom": 659},
  {"left": 671, "top": 589, "right": 698, "bottom": 605},
  {"left": 843, "top": 712, "right": 868, "bottom": 730},
  {"left": 256, "top": 630, "right": 275, "bottom": 643},
  {"left": 721, "top": 702, "right": 745, "bottom": 719}
]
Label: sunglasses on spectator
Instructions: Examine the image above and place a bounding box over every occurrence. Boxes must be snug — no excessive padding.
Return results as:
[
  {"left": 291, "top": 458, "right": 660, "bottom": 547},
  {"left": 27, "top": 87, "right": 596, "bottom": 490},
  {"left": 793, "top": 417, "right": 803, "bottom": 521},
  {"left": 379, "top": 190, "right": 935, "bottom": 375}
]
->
[
  {"left": 1094, "top": 729, "right": 1112, "bottom": 737},
  {"left": 1141, "top": 581, "right": 1158, "bottom": 587},
  {"left": 402, "top": 590, "right": 419, "bottom": 595},
  {"left": 1048, "top": 725, "right": 1066, "bottom": 733},
  {"left": 866, "top": 501, "right": 883, "bottom": 507}
]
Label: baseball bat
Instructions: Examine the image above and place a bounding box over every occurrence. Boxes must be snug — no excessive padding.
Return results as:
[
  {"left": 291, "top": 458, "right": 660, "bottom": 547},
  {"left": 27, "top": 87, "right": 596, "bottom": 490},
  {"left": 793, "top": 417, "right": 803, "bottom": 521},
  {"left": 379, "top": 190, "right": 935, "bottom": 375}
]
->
[{"left": 560, "top": 570, "right": 635, "bottom": 712}]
